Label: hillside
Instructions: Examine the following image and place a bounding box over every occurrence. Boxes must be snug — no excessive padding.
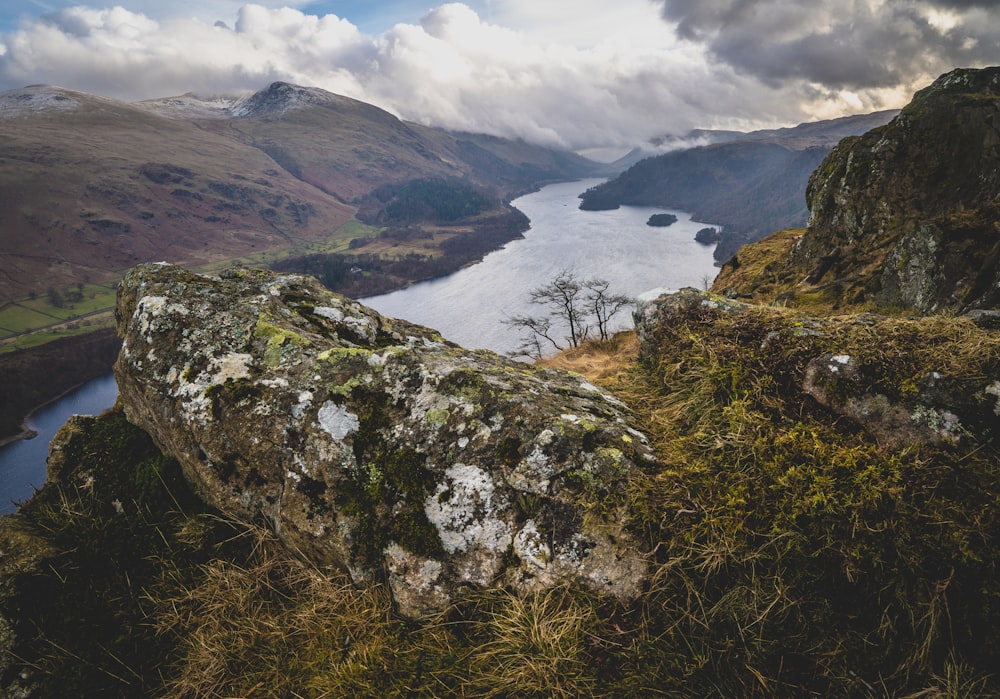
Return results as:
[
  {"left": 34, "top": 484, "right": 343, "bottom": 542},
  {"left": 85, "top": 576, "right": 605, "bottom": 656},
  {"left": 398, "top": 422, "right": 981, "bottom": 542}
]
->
[
  {"left": 714, "top": 66, "right": 1000, "bottom": 315},
  {"left": 0, "top": 82, "right": 600, "bottom": 305},
  {"left": 579, "top": 110, "right": 898, "bottom": 261},
  {"left": 0, "top": 85, "right": 356, "bottom": 302}
]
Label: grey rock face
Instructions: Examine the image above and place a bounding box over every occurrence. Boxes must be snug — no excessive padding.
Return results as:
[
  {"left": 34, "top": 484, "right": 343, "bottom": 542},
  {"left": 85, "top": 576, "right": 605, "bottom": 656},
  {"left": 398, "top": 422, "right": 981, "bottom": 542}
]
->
[
  {"left": 795, "top": 66, "right": 1000, "bottom": 313},
  {"left": 114, "top": 264, "right": 652, "bottom": 617}
]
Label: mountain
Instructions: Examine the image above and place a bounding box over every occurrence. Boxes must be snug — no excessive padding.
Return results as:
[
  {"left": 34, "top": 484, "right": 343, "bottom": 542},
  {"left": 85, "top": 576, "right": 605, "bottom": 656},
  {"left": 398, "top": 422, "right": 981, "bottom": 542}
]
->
[
  {"left": 0, "top": 82, "right": 601, "bottom": 303},
  {"left": 671, "top": 109, "right": 900, "bottom": 150},
  {"left": 578, "top": 110, "right": 899, "bottom": 262},
  {"left": 143, "top": 82, "right": 600, "bottom": 202},
  {"left": 713, "top": 66, "right": 1000, "bottom": 315},
  {"left": 0, "top": 84, "right": 354, "bottom": 301}
]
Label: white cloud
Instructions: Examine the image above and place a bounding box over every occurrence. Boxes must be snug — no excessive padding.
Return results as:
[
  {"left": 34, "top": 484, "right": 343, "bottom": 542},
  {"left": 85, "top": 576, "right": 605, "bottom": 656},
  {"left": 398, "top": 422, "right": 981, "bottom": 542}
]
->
[{"left": 4, "top": 0, "right": 994, "bottom": 149}]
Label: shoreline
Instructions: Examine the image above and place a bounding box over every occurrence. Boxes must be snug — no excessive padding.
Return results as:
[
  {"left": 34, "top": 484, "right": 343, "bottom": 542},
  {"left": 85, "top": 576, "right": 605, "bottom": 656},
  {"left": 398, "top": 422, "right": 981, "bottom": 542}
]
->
[
  {"left": 0, "top": 426, "right": 39, "bottom": 449},
  {"left": 0, "top": 373, "right": 118, "bottom": 448},
  {"left": 0, "top": 328, "right": 120, "bottom": 448}
]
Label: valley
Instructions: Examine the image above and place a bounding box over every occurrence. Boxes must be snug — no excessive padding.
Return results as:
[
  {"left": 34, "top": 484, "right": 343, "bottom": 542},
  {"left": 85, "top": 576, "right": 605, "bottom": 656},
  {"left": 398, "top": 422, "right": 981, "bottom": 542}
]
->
[
  {"left": 0, "top": 82, "right": 603, "bottom": 348},
  {"left": 1, "top": 57, "right": 999, "bottom": 698}
]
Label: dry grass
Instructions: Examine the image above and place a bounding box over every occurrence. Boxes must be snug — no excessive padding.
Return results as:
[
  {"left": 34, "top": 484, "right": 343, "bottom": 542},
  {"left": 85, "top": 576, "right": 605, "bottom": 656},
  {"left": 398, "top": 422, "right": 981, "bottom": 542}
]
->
[
  {"left": 537, "top": 331, "right": 638, "bottom": 382},
  {"left": 534, "top": 305, "right": 1000, "bottom": 696},
  {"left": 10, "top": 304, "right": 1000, "bottom": 697},
  {"left": 153, "top": 527, "right": 402, "bottom": 698}
]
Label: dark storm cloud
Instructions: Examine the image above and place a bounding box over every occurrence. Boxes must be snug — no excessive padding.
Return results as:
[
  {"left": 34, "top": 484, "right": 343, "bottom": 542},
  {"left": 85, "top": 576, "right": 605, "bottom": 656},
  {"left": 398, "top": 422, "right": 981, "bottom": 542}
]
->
[{"left": 657, "top": 0, "right": 1000, "bottom": 89}]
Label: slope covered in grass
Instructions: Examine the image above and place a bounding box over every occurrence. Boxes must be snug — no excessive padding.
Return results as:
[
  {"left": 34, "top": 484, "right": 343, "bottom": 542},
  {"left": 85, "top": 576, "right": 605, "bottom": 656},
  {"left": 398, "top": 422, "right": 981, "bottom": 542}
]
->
[{"left": 3, "top": 287, "right": 997, "bottom": 695}]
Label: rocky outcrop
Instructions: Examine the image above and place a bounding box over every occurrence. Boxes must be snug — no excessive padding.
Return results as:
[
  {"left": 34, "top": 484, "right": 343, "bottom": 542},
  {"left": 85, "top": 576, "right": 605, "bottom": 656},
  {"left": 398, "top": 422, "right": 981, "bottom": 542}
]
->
[
  {"left": 791, "top": 67, "right": 1000, "bottom": 313},
  {"left": 114, "top": 264, "right": 653, "bottom": 617},
  {"left": 634, "top": 288, "right": 1000, "bottom": 450}
]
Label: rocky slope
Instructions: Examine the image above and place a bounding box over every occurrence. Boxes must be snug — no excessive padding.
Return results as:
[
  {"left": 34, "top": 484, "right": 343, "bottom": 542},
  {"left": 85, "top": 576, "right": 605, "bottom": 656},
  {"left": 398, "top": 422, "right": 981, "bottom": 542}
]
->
[
  {"left": 2, "top": 272, "right": 997, "bottom": 696},
  {"left": 714, "top": 66, "right": 1000, "bottom": 314}
]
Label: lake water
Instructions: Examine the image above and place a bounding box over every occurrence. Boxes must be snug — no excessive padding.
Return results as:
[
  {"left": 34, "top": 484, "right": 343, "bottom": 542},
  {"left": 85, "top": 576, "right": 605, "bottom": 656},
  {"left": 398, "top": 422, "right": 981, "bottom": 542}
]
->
[
  {"left": 0, "top": 372, "right": 118, "bottom": 514},
  {"left": 364, "top": 178, "right": 720, "bottom": 355},
  {"left": 0, "top": 178, "right": 719, "bottom": 513}
]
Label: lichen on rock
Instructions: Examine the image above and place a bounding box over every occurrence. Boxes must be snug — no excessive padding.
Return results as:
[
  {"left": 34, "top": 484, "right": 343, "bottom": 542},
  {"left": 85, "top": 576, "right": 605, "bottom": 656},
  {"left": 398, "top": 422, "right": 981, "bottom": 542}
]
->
[{"left": 114, "top": 263, "right": 653, "bottom": 616}]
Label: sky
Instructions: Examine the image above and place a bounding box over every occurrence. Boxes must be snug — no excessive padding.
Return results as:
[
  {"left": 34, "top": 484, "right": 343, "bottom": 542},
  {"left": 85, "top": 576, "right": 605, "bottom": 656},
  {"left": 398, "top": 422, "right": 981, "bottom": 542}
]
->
[{"left": 1, "top": 1, "right": 998, "bottom": 151}]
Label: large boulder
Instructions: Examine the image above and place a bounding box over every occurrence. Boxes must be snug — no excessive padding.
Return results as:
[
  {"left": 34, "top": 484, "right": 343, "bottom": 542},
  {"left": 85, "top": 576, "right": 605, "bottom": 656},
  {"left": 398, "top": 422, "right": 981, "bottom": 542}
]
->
[{"left": 114, "top": 264, "right": 652, "bottom": 617}]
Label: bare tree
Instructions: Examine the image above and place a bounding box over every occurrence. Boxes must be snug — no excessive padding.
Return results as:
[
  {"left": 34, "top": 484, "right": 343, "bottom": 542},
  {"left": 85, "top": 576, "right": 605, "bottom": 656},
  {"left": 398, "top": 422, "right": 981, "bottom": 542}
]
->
[
  {"left": 528, "top": 269, "right": 589, "bottom": 348},
  {"left": 504, "top": 269, "right": 632, "bottom": 358},
  {"left": 582, "top": 278, "right": 631, "bottom": 341},
  {"left": 504, "top": 313, "right": 559, "bottom": 358}
]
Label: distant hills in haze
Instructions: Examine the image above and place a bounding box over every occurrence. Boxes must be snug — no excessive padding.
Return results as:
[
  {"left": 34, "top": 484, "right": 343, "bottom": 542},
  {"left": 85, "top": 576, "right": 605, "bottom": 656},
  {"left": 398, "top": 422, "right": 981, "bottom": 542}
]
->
[{"left": 579, "top": 109, "right": 900, "bottom": 261}]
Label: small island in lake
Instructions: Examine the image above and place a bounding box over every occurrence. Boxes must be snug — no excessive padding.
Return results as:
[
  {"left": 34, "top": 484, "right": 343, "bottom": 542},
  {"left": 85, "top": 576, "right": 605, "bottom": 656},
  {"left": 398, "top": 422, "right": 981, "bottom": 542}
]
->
[
  {"left": 695, "top": 226, "right": 721, "bottom": 244},
  {"left": 647, "top": 213, "right": 678, "bottom": 227}
]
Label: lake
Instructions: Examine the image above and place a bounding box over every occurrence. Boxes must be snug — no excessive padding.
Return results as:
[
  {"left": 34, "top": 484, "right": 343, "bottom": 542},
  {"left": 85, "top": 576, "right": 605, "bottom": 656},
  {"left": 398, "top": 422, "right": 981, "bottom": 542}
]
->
[
  {"left": 0, "top": 177, "right": 719, "bottom": 513},
  {"left": 363, "top": 178, "right": 720, "bottom": 355},
  {"left": 0, "top": 373, "right": 118, "bottom": 514}
]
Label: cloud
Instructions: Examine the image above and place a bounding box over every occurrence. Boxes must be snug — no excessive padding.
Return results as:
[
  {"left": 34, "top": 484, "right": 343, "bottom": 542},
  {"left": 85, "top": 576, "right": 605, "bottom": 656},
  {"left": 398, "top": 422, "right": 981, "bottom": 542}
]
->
[
  {"left": 656, "top": 0, "right": 1000, "bottom": 92},
  {"left": 5, "top": 1, "right": 993, "bottom": 149},
  {"left": 2, "top": 1, "right": 784, "bottom": 148},
  {"left": 360, "top": 3, "right": 785, "bottom": 148},
  {"left": 0, "top": 4, "right": 371, "bottom": 102}
]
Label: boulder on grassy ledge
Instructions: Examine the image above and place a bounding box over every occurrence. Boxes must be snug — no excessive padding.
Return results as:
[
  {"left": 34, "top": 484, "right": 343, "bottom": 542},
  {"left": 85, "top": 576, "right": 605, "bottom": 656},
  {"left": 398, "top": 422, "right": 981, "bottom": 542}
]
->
[{"left": 114, "top": 263, "right": 653, "bottom": 617}]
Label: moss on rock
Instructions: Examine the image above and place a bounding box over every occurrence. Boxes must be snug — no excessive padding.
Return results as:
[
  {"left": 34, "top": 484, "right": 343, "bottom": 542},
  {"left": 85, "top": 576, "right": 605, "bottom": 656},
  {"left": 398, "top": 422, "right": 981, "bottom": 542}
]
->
[{"left": 114, "top": 263, "right": 653, "bottom": 617}]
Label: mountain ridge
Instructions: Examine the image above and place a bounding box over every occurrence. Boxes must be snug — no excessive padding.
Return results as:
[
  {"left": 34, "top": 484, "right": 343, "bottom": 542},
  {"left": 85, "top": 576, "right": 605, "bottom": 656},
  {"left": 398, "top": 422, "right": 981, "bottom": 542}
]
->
[{"left": 0, "top": 81, "right": 601, "bottom": 304}]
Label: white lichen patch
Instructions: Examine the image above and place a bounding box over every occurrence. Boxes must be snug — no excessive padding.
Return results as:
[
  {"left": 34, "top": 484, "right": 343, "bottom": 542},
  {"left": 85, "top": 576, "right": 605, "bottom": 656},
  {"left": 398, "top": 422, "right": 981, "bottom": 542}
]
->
[
  {"left": 134, "top": 295, "right": 182, "bottom": 336},
  {"left": 911, "top": 404, "right": 964, "bottom": 443},
  {"left": 210, "top": 353, "right": 254, "bottom": 383},
  {"left": 317, "top": 401, "right": 360, "bottom": 440},
  {"left": 507, "top": 446, "right": 556, "bottom": 495},
  {"left": 313, "top": 305, "right": 345, "bottom": 322},
  {"left": 987, "top": 381, "right": 1000, "bottom": 416},
  {"left": 384, "top": 543, "right": 449, "bottom": 617},
  {"left": 508, "top": 445, "right": 556, "bottom": 494},
  {"left": 828, "top": 354, "right": 852, "bottom": 372},
  {"left": 514, "top": 520, "right": 551, "bottom": 571},
  {"left": 260, "top": 378, "right": 290, "bottom": 389},
  {"left": 580, "top": 381, "right": 625, "bottom": 407},
  {"left": 292, "top": 391, "right": 313, "bottom": 421},
  {"left": 425, "top": 463, "right": 512, "bottom": 556}
]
